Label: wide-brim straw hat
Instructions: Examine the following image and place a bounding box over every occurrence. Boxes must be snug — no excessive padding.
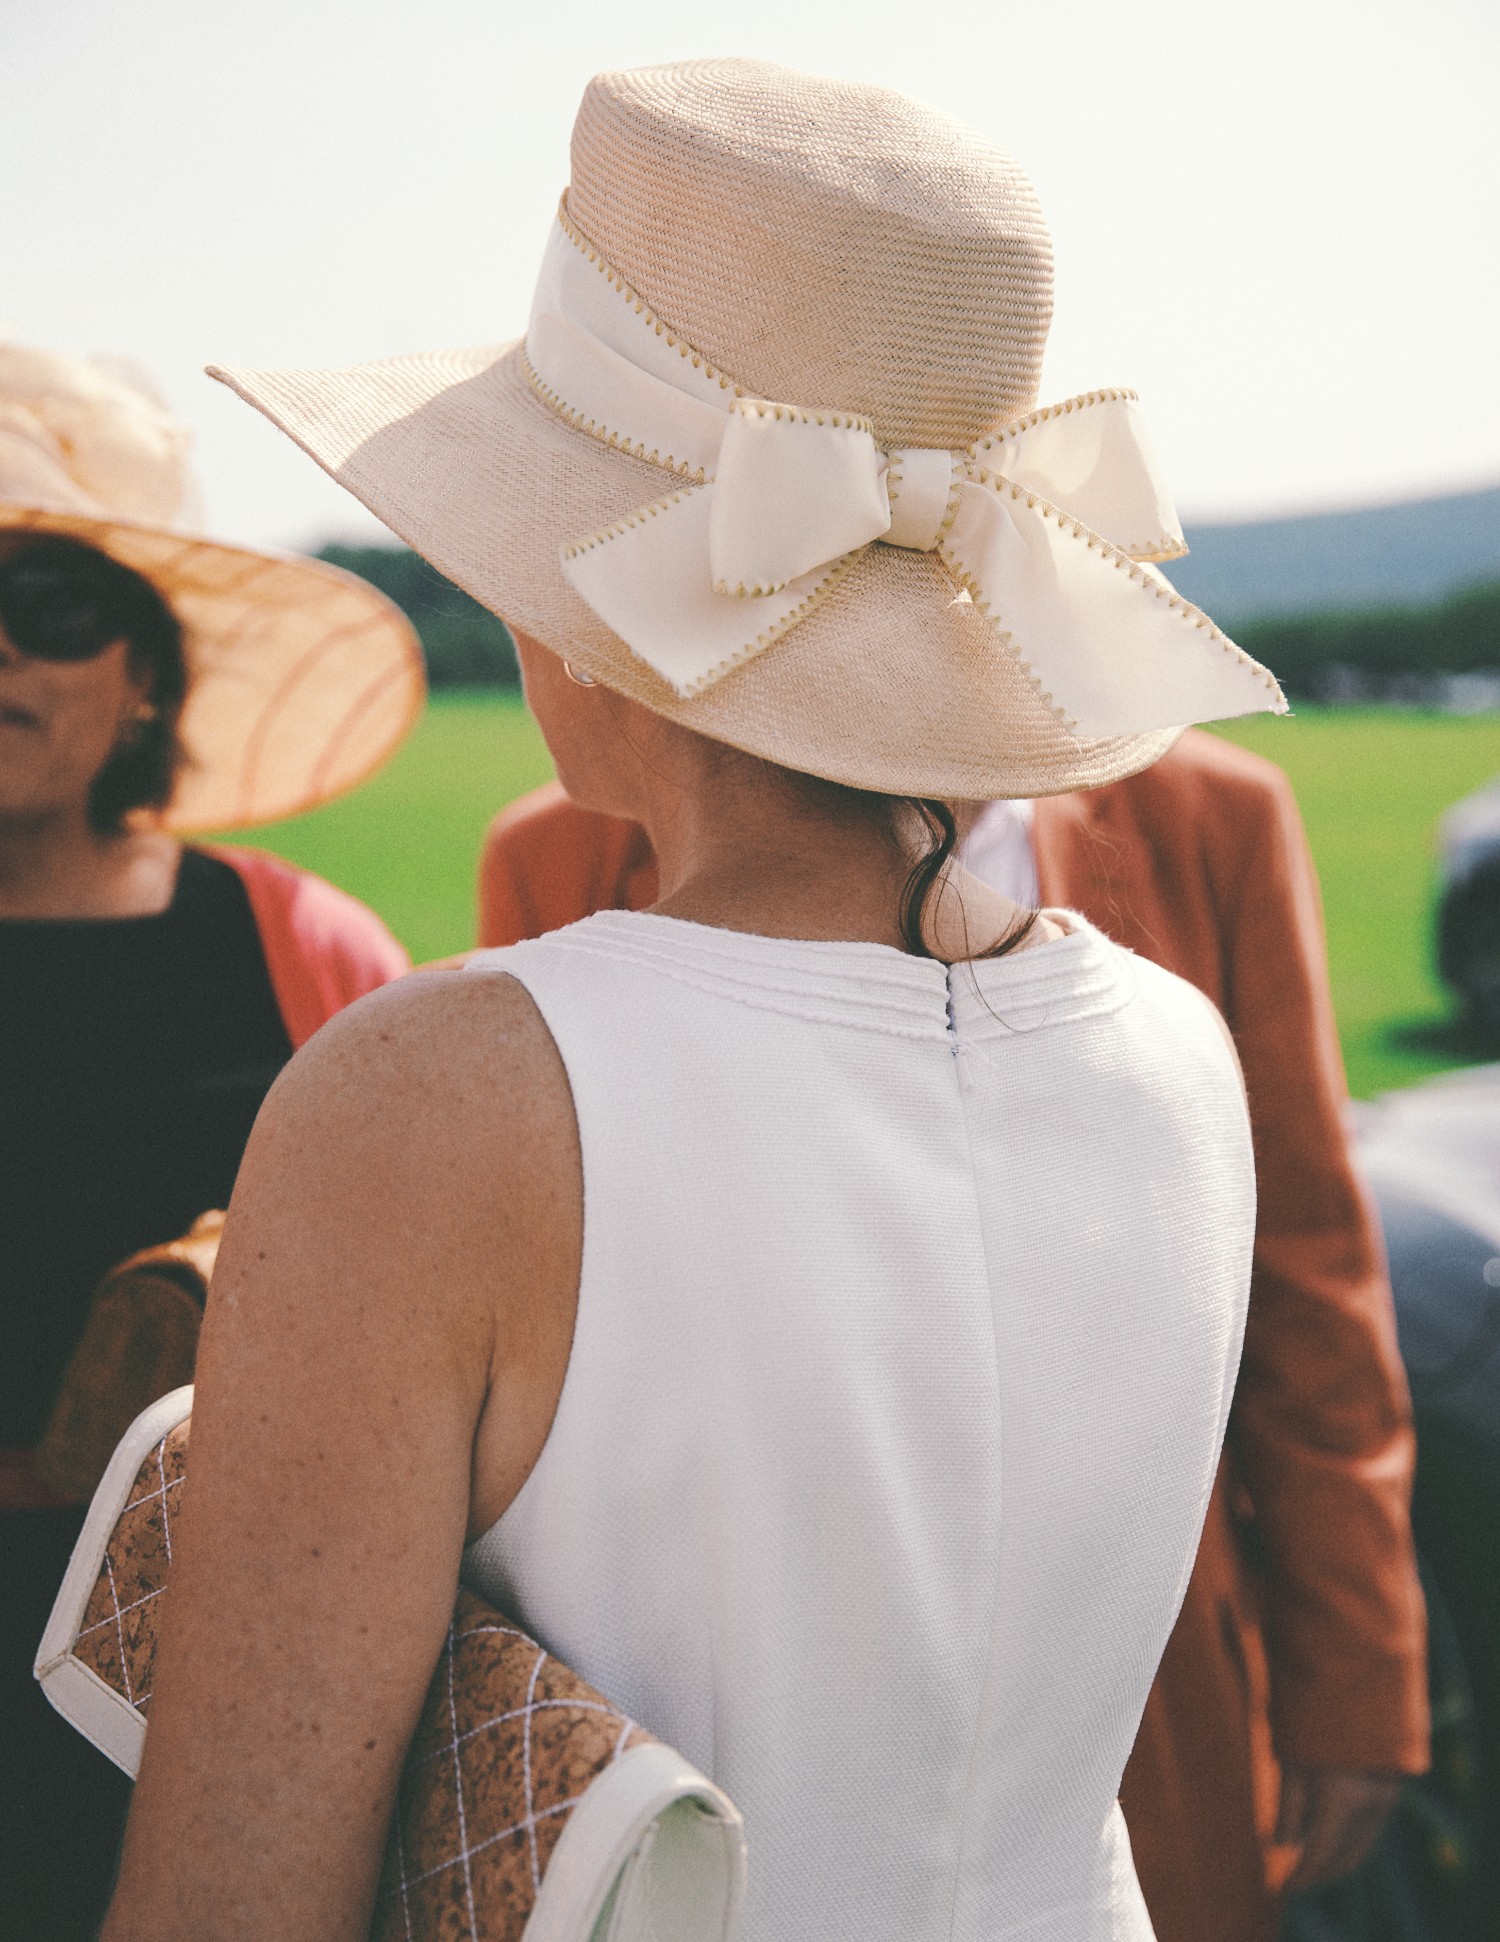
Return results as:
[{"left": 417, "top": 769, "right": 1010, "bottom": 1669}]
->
[
  {"left": 212, "top": 59, "right": 1283, "bottom": 801},
  {"left": 0, "top": 341, "right": 425, "bottom": 831}
]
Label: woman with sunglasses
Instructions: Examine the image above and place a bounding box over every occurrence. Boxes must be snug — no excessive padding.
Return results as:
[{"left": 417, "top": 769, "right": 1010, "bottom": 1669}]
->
[{"left": 0, "top": 343, "right": 425, "bottom": 1939}]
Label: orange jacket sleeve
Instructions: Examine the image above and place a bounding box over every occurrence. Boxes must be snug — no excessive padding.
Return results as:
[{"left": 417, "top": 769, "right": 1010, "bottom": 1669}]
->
[
  {"left": 1204, "top": 758, "right": 1429, "bottom": 1774},
  {"left": 476, "top": 783, "right": 658, "bottom": 947},
  {"left": 211, "top": 845, "right": 411, "bottom": 1049}
]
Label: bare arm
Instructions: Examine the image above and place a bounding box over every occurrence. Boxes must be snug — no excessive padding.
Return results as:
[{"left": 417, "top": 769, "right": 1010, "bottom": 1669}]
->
[{"left": 103, "top": 969, "right": 581, "bottom": 1941}]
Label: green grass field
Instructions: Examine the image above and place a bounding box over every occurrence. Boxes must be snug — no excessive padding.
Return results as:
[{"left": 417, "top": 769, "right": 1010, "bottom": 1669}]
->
[
  {"left": 224, "top": 695, "right": 555, "bottom": 967},
  {"left": 222, "top": 694, "right": 1500, "bottom": 1100},
  {"left": 1214, "top": 709, "right": 1500, "bottom": 1096}
]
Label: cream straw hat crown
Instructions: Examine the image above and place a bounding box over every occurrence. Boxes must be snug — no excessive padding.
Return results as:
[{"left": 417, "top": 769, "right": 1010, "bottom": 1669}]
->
[
  {"left": 212, "top": 59, "right": 1284, "bottom": 800},
  {"left": 0, "top": 339, "right": 424, "bottom": 831}
]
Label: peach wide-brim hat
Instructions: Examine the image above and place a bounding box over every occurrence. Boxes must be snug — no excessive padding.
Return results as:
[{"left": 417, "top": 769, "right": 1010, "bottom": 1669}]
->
[
  {"left": 0, "top": 341, "right": 425, "bottom": 832},
  {"left": 211, "top": 59, "right": 1283, "bottom": 802}
]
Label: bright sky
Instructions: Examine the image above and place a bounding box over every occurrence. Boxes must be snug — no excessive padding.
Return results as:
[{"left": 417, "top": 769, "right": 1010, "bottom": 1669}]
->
[{"left": 5, "top": 0, "right": 1497, "bottom": 552}]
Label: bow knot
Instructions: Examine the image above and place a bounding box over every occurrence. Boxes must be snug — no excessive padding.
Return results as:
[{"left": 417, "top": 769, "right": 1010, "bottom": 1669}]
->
[
  {"left": 884, "top": 447, "right": 959, "bottom": 552},
  {"left": 706, "top": 410, "right": 966, "bottom": 593}
]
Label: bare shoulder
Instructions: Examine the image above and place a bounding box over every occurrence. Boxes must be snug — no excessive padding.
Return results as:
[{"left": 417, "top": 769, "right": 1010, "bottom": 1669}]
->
[
  {"left": 272, "top": 963, "right": 563, "bottom": 1113},
  {"left": 216, "top": 963, "right": 580, "bottom": 1348},
  {"left": 246, "top": 963, "right": 577, "bottom": 1210}
]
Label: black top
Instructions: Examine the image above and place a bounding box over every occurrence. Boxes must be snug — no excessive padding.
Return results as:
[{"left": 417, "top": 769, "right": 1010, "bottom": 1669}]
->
[{"left": 0, "top": 847, "right": 293, "bottom": 1445}]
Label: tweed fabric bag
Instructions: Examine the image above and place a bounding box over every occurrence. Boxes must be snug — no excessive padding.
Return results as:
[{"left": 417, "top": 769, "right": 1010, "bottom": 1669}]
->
[{"left": 34, "top": 1390, "right": 746, "bottom": 1942}]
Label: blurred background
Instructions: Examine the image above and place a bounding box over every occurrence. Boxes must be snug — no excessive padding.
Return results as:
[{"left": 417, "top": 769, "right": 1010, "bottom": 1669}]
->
[
  {"left": 7, "top": 4, "right": 1500, "bottom": 1934},
  {"left": 5, "top": 0, "right": 1499, "bottom": 1096},
  {"left": 5, "top": 0, "right": 1492, "bottom": 1110}
]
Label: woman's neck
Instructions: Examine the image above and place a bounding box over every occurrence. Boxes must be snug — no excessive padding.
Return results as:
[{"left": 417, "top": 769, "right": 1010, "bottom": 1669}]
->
[
  {"left": 0, "top": 808, "right": 181, "bottom": 919},
  {"left": 627, "top": 741, "right": 1035, "bottom": 959}
]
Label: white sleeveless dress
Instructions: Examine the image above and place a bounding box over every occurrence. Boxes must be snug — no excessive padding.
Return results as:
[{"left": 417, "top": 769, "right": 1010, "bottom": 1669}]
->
[{"left": 463, "top": 909, "right": 1255, "bottom": 1942}]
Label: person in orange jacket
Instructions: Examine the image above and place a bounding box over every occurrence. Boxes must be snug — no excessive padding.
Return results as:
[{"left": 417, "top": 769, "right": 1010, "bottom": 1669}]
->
[{"left": 476, "top": 728, "right": 1431, "bottom": 1942}]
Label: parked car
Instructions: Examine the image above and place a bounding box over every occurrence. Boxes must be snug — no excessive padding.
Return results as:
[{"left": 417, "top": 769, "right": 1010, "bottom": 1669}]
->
[{"left": 1436, "top": 781, "right": 1500, "bottom": 1035}]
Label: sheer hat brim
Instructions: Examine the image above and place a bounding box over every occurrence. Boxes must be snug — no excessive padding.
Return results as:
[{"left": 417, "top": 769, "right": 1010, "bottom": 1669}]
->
[{"left": 0, "top": 501, "right": 425, "bottom": 832}]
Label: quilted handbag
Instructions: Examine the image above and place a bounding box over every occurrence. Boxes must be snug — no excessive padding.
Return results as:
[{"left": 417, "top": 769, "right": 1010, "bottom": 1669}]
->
[{"left": 34, "top": 1387, "right": 746, "bottom": 1942}]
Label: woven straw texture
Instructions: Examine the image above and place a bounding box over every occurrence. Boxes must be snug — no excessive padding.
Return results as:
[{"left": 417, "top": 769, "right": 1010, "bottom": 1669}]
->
[
  {"left": 0, "top": 341, "right": 424, "bottom": 832},
  {"left": 213, "top": 59, "right": 1188, "bottom": 799},
  {"left": 64, "top": 1418, "right": 656, "bottom": 1941},
  {"left": 568, "top": 60, "right": 1052, "bottom": 449}
]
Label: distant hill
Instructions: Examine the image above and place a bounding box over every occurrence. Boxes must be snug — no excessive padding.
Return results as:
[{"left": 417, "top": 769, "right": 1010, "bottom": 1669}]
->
[
  {"left": 1173, "top": 484, "right": 1500, "bottom": 625},
  {"left": 320, "top": 482, "right": 1500, "bottom": 695}
]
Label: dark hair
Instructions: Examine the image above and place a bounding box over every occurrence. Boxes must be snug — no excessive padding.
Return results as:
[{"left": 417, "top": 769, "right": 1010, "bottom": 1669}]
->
[
  {"left": 897, "top": 797, "right": 1038, "bottom": 961},
  {"left": 0, "top": 534, "right": 189, "bottom": 832}
]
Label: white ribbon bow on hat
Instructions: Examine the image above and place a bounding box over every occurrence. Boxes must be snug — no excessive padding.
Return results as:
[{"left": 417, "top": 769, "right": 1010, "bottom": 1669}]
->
[{"left": 524, "top": 209, "right": 1284, "bottom": 738}]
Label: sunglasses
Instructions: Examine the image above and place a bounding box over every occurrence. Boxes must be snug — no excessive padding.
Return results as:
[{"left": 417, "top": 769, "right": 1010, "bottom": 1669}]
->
[{"left": 0, "top": 550, "right": 132, "bottom": 664}]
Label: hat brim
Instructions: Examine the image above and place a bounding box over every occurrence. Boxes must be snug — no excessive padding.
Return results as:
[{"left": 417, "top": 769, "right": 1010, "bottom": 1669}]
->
[
  {"left": 211, "top": 344, "right": 1180, "bottom": 801},
  {"left": 0, "top": 504, "right": 426, "bottom": 832}
]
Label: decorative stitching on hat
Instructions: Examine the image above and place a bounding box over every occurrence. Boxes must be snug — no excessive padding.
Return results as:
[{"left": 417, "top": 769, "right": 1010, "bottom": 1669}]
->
[
  {"left": 970, "top": 387, "right": 1138, "bottom": 454},
  {"left": 558, "top": 525, "right": 860, "bottom": 698},
  {"left": 1122, "top": 531, "right": 1186, "bottom": 563},
  {"left": 941, "top": 474, "right": 1286, "bottom": 726},
  {"left": 562, "top": 488, "right": 703, "bottom": 557},
  {"left": 520, "top": 349, "right": 710, "bottom": 485},
  {"left": 713, "top": 574, "right": 795, "bottom": 598},
  {"left": 935, "top": 466, "right": 967, "bottom": 549},
  {"left": 556, "top": 196, "right": 745, "bottom": 397},
  {"left": 968, "top": 389, "right": 1188, "bottom": 563},
  {"left": 730, "top": 398, "right": 875, "bottom": 435},
  {"left": 680, "top": 548, "right": 860, "bottom": 695}
]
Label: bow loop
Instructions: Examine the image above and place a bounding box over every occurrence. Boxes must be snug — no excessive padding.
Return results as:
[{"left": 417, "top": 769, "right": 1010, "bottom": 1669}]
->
[
  {"left": 708, "top": 401, "right": 889, "bottom": 596},
  {"left": 969, "top": 390, "right": 1186, "bottom": 563}
]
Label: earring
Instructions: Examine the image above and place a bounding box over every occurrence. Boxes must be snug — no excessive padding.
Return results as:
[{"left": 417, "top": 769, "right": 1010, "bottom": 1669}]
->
[
  {"left": 563, "top": 660, "right": 597, "bottom": 687},
  {"left": 116, "top": 700, "right": 158, "bottom": 749}
]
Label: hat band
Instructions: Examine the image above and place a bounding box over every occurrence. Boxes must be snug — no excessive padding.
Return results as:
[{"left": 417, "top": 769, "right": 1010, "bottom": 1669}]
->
[{"left": 523, "top": 205, "right": 1285, "bottom": 739}]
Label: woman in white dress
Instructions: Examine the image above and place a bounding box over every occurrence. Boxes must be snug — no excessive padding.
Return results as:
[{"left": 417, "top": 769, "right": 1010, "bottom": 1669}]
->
[{"left": 103, "top": 59, "right": 1284, "bottom": 1942}]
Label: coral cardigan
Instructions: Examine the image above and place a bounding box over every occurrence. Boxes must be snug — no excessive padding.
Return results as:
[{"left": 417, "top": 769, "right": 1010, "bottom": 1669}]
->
[
  {"left": 212, "top": 845, "right": 409, "bottom": 1047},
  {"left": 475, "top": 733, "right": 1429, "bottom": 1942}
]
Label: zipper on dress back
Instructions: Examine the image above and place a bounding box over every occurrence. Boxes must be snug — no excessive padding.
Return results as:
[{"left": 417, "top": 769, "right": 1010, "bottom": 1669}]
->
[{"left": 944, "top": 962, "right": 974, "bottom": 1092}]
